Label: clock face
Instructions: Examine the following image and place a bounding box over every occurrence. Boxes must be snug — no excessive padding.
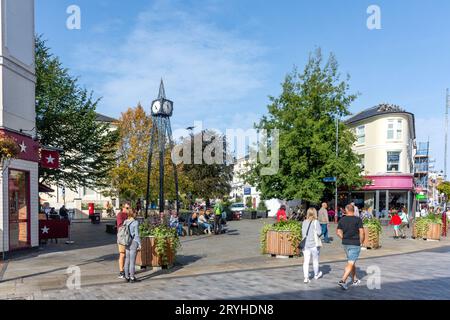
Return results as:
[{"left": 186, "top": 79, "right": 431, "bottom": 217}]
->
[
  {"left": 163, "top": 101, "right": 172, "bottom": 115},
  {"left": 152, "top": 100, "right": 161, "bottom": 114}
]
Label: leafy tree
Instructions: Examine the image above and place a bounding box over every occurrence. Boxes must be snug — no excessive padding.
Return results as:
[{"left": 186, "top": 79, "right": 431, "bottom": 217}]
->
[
  {"left": 437, "top": 182, "right": 450, "bottom": 201},
  {"left": 179, "top": 130, "right": 233, "bottom": 204},
  {"left": 111, "top": 105, "right": 189, "bottom": 204},
  {"left": 35, "top": 37, "right": 118, "bottom": 190},
  {"left": 244, "top": 49, "right": 365, "bottom": 204}
]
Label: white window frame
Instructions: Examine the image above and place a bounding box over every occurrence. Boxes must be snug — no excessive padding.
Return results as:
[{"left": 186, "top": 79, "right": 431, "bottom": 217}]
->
[
  {"left": 356, "top": 125, "right": 365, "bottom": 144},
  {"left": 387, "top": 151, "right": 401, "bottom": 172},
  {"left": 387, "top": 119, "right": 403, "bottom": 141}
]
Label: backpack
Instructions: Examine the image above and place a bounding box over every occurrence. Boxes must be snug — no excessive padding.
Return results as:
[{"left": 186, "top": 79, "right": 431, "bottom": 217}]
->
[{"left": 117, "top": 220, "right": 134, "bottom": 246}]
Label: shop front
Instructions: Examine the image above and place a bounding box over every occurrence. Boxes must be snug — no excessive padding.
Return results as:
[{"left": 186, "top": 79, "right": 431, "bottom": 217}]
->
[
  {"left": 0, "top": 129, "right": 39, "bottom": 254},
  {"left": 339, "top": 175, "right": 415, "bottom": 216}
]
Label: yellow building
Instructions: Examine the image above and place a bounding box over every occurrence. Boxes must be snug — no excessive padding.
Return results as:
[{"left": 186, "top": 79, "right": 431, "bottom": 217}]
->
[{"left": 343, "top": 103, "right": 416, "bottom": 215}]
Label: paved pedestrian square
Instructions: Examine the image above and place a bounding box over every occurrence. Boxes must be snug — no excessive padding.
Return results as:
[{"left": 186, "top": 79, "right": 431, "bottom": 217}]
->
[{"left": 1, "top": 219, "right": 449, "bottom": 300}]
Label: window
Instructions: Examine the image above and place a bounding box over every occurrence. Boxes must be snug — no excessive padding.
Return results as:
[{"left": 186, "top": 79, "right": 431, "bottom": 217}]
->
[
  {"left": 387, "top": 119, "right": 403, "bottom": 140},
  {"left": 387, "top": 151, "right": 401, "bottom": 172},
  {"left": 358, "top": 154, "right": 365, "bottom": 171},
  {"left": 356, "top": 126, "right": 365, "bottom": 144}
]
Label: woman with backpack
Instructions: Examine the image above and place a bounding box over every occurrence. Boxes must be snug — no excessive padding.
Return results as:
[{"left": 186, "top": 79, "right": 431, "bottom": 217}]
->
[
  {"left": 301, "top": 208, "right": 323, "bottom": 283},
  {"left": 120, "top": 209, "right": 141, "bottom": 283}
]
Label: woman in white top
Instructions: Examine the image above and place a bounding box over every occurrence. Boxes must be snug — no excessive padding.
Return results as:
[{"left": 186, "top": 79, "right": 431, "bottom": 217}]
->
[{"left": 301, "top": 208, "right": 323, "bottom": 283}]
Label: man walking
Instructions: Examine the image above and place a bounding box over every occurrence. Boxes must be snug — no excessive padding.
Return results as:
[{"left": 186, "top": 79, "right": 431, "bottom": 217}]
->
[
  {"left": 318, "top": 202, "right": 330, "bottom": 243},
  {"left": 117, "top": 202, "right": 130, "bottom": 279},
  {"left": 336, "top": 204, "right": 365, "bottom": 290}
]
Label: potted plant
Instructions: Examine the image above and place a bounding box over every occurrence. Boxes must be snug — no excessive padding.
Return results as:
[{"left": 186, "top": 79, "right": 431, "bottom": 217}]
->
[
  {"left": 362, "top": 218, "right": 382, "bottom": 249},
  {"left": 414, "top": 214, "right": 442, "bottom": 240},
  {"left": 261, "top": 220, "right": 302, "bottom": 256},
  {"left": 137, "top": 222, "right": 181, "bottom": 268},
  {"left": 257, "top": 201, "right": 268, "bottom": 219},
  {"left": 0, "top": 133, "right": 20, "bottom": 169}
]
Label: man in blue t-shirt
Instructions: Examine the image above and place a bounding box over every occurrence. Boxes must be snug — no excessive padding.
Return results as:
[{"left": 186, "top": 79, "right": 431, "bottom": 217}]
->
[{"left": 336, "top": 204, "right": 365, "bottom": 290}]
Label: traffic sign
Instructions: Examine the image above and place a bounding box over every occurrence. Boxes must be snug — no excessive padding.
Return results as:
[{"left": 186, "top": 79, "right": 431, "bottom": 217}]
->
[{"left": 323, "top": 177, "right": 337, "bottom": 183}]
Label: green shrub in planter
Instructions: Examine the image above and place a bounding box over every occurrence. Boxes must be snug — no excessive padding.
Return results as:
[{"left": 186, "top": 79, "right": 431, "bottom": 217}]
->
[
  {"left": 415, "top": 214, "right": 443, "bottom": 238},
  {"left": 363, "top": 218, "right": 382, "bottom": 235},
  {"left": 257, "top": 201, "right": 268, "bottom": 212},
  {"left": 139, "top": 222, "right": 181, "bottom": 265},
  {"left": 260, "top": 220, "right": 302, "bottom": 254}
]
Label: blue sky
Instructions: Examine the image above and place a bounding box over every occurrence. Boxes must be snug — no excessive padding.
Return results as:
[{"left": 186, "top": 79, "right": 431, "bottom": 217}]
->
[{"left": 36, "top": 0, "right": 450, "bottom": 171}]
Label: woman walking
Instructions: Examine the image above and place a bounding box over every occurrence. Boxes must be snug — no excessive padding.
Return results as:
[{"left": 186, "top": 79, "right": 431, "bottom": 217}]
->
[
  {"left": 302, "top": 208, "right": 323, "bottom": 283},
  {"left": 124, "top": 209, "right": 141, "bottom": 283}
]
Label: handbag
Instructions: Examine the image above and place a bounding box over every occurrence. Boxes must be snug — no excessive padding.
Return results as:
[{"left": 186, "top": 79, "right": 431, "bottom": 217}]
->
[{"left": 299, "top": 221, "right": 312, "bottom": 251}]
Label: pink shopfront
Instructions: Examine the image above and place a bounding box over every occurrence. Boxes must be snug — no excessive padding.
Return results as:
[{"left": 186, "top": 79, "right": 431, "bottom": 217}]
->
[{"left": 339, "top": 175, "right": 415, "bottom": 215}]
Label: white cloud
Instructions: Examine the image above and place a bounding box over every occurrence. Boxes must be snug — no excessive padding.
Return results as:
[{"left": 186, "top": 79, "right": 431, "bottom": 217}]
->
[{"left": 73, "top": 1, "right": 268, "bottom": 132}]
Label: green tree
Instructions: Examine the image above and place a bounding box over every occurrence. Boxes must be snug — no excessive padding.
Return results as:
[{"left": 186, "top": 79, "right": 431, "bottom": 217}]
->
[
  {"left": 180, "top": 130, "right": 233, "bottom": 203},
  {"left": 36, "top": 37, "right": 119, "bottom": 190},
  {"left": 111, "top": 105, "right": 189, "bottom": 204},
  {"left": 437, "top": 181, "right": 450, "bottom": 201},
  {"left": 244, "top": 49, "right": 365, "bottom": 204}
]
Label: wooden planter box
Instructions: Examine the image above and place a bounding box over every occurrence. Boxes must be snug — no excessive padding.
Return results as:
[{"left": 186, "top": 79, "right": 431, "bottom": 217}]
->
[
  {"left": 412, "top": 223, "right": 417, "bottom": 238},
  {"left": 266, "top": 230, "right": 299, "bottom": 256},
  {"left": 136, "top": 236, "right": 175, "bottom": 268},
  {"left": 362, "top": 226, "right": 380, "bottom": 249},
  {"left": 426, "top": 223, "right": 441, "bottom": 240},
  {"left": 413, "top": 222, "right": 441, "bottom": 240}
]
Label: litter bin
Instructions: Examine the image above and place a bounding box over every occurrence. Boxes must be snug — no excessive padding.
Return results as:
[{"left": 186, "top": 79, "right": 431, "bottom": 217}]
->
[{"left": 90, "top": 213, "right": 101, "bottom": 224}]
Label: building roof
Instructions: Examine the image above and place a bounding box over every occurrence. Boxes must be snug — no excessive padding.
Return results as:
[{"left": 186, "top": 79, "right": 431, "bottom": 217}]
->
[
  {"left": 95, "top": 113, "right": 117, "bottom": 123},
  {"left": 345, "top": 103, "right": 416, "bottom": 139}
]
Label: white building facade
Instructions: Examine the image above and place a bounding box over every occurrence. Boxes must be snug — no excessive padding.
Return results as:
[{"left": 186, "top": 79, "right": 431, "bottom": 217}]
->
[
  {"left": 0, "top": 0, "right": 39, "bottom": 253},
  {"left": 230, "top": 157, "right": 261, "bottom": 209},
  {"left": 344, "top": 104, "right": 417, "bottom": 214}
]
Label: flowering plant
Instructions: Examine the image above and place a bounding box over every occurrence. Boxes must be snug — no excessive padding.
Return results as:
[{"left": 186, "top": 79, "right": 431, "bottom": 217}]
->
[{"left": 0, "top": 133, "right": 20, "bottom": 165}]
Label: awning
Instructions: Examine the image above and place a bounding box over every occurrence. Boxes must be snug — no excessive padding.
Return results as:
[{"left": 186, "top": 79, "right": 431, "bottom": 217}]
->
[{"left": 39, "top": 183, "right": 54, "bottom": 193}]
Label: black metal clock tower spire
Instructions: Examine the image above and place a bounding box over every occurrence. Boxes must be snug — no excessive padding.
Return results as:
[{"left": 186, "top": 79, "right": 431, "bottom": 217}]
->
[{"left": 145, "top": 80, "right": 179, "bottom": 218}]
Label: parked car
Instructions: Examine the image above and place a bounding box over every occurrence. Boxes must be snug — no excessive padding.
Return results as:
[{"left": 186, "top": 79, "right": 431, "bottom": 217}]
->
[{"left": 229, "top": 203, "right": 245, "bottom": 220}]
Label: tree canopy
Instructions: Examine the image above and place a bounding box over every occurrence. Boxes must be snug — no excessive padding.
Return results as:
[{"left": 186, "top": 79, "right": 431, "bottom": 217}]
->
[
  {"left": 244, "top": 49, "right": 365, "bottom": 204},
  {"left": 36, "top": 36, "right": 119, "bottom": 191}
]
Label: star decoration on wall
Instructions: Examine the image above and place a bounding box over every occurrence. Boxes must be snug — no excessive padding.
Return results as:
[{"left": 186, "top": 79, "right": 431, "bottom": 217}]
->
[
  {"left": 19, "top": 141, "right": 27, "bottom": 153},
  {"left": 41, "top": 226, "right": 49, "bottom": 234},
  {"left": 46, "top": 155, "right": 55, "bottom": 164}
]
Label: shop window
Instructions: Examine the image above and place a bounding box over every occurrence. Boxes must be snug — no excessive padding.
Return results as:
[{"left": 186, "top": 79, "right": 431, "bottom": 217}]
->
[{"left": 387, "top": 151, "right": 401, "bottom": 172}]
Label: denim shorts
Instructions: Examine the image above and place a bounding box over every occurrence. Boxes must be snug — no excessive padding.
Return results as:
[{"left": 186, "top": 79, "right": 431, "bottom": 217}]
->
[{"left": 343, "top": 245, "right": 361, "bottom": 262}]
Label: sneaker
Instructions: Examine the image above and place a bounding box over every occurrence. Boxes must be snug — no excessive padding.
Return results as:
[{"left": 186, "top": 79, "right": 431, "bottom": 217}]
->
[
  {"left": 351, "top": 279, "right": 361, "bottom": 286},
  {"left": 118, "top": 272, "right": 125, "bottom": 279},
  {"left": 129, "top": 277, "right": 141, "bottom": 283},
  {"left": 314, "top": 271, "right": 323, "bottom": 280},
  {"left": 304, "top": 278, "right": 310, "bottom": 284},
  {"left": 338, "top": 280, "right": 348, "bottom": 290}
]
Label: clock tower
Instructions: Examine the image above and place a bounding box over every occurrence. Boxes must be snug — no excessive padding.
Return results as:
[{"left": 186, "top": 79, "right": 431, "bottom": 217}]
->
[{"left": 145, "top": 80, "right": 179, "bottom": 217}]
